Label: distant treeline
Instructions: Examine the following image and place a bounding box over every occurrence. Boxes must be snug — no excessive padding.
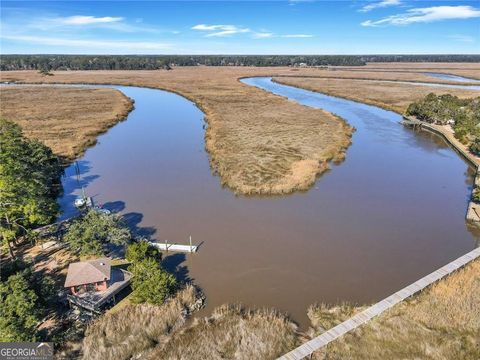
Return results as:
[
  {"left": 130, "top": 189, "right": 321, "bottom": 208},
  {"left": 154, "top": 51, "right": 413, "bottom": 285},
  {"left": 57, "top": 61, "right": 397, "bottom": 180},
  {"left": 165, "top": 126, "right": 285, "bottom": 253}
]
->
[{"left": 1, "top": 54, "right": 479, "bottom": 71}]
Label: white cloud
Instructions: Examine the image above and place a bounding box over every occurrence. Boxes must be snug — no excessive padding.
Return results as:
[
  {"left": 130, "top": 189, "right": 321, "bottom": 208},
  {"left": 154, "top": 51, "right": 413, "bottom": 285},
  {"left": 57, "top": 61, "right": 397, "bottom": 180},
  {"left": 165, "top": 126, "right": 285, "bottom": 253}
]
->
[
  {"left": 1, "top": 34, "right": 170, "bottom": 50},
  {"left": 281, "top": 34, "right": 314, "bottom": 38},
  {"left": 191, "top": 24, "right": 250, "bottom": 37},
  {"left": 191, "top": 24, "right": 224, "bottom": 31},
  {"left": 191, "top": 24, "right": 313, "bottom": 39},
  {"left": 22, "top": 14, "right": 159, "bottom": 33},
  {"left": 360, "top": 0, "right": 401, "bottom": 13},
  {"left": 448, "top": 34, "right": 476, "bottom": 43},
  {"left": 253, "top": 32, "right": 274, "bottom": 39},
  {"left": 288, "top": 0, "right": 315, "bottom": 5},
  {"left": 362, "top": 5, "right": 480, "bottom": 26},
  {"left": 56, "top": 15, "right": 124, "bottom": 25},
  {"left": 252, "top": 32, "right": 313, "bottom": 39}
]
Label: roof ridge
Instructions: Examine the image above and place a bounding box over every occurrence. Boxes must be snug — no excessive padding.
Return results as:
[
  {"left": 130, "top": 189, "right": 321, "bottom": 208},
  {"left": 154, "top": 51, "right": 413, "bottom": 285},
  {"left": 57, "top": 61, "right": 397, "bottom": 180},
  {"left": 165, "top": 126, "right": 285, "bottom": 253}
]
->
[{"left": 85, "top": 262, "right": 110, "bottom": 279}]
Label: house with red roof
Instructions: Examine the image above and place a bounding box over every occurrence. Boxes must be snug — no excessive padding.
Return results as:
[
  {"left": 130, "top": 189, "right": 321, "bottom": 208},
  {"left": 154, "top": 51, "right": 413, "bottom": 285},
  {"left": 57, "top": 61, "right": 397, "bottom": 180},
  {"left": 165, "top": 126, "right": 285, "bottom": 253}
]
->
[{"left": 64, "top": 258, "right": 132, "bottom": 312}]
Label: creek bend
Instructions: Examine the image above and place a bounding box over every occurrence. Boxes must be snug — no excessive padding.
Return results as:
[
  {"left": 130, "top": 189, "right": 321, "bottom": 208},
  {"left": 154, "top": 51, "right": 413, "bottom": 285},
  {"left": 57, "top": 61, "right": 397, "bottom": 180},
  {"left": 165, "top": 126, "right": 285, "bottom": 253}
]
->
[{"left": 56, "top": 80, "right": 479, "bottom": 327}]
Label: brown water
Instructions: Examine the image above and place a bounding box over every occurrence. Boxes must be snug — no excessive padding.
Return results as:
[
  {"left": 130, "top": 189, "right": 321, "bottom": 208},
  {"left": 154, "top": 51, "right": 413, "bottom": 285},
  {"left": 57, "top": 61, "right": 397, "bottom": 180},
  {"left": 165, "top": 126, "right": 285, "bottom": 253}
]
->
[{"left": 59, "top": 78, "right": 480, "bottom": 327}]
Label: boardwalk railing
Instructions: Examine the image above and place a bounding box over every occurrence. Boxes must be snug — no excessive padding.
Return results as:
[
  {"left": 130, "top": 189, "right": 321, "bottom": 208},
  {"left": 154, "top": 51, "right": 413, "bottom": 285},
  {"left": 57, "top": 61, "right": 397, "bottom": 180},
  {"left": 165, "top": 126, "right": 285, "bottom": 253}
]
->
[
  {"left": 278, "top": 246, "right": 480, "bottom": 360},
  {"left": 402, "top": 116, "right": 480, "bottom": 168}
]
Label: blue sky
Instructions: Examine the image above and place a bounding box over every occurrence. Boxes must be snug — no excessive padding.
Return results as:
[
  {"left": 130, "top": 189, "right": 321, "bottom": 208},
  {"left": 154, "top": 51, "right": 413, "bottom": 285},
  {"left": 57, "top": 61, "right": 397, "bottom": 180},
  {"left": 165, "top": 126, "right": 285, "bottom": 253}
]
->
[{"left": 1, "top": 1, "right": 479, "bottom": 54}]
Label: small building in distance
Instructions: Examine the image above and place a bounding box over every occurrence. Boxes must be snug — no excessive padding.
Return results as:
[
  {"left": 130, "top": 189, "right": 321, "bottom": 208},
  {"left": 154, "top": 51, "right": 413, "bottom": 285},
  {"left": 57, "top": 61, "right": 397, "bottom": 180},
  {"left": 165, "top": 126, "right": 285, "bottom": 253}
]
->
[{"left": 64, "top": 257, "right": 132, "bottom": 312}]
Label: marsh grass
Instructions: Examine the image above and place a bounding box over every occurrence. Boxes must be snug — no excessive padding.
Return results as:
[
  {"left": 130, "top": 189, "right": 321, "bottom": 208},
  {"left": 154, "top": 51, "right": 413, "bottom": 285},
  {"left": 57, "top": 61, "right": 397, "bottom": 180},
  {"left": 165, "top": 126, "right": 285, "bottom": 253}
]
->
[
  {"left": 146, "top": 304, "right": 298, "bottom": 360},
  {"left": 82, "top": 285, "right": 200, "bottom": 360},
  {"left": 2, "top": 64, "right": 475, "bottom": 194},
  {"left": 82, "top": 298, "right": 298, "bottom": 360},
  {"left": 0, "top": 68, "right": 353, "bottom": 195},
  {"left": 307, "top": 302, "right": 365, "bottom": 334},
  {"left": 309, "top": 259, "right": 480, "bottom": 360},
  {"left": 273, "top": 77, "right": 480, "bottom": 114},
  {"left": 0, "top": 87, "right": 133, "bottom": 161}
]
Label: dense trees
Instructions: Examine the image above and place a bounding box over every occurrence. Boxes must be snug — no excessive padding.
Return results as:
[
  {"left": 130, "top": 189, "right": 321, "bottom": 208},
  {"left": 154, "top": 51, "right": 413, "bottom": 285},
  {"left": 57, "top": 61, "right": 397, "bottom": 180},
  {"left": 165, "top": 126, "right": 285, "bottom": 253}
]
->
[
  {"left": 64, "top": 210, "right": 131, "bottom": 257},
  {"left": 0, "top": 272, "right": 40, "bottom": 341},
  {"left": 0, "top": 120, "right": 63, "bottom": 340},
  {"left": 359, "top": 54, "right": 480, "bottom": 63},
  {"left": 0, "top": 120, "right": 132, "bottom": 341},
  {"left": 0, "top": 260, "right": 57, "bottom": 342},
  {"left": 126, "top": 241, "right": 177, "bottom": 305},
  {"left": 0, "top": 55, "right": 360, "bottom": 70},
  {"left": 406, "top": 93, "right": 480, "bottom": 145},
  {"left": 0, "top": 119, "right": 63, "bottom": 258},
  {"left": 1, "top": 55, "right": 478, "bottom": 71}
]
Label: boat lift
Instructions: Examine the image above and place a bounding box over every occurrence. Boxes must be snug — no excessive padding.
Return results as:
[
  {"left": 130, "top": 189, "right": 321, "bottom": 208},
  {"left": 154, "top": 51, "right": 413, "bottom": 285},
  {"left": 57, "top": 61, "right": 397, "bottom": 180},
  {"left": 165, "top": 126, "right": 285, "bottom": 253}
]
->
[{"left": 73, "top": 161, "right": 110, "bottom": 214}]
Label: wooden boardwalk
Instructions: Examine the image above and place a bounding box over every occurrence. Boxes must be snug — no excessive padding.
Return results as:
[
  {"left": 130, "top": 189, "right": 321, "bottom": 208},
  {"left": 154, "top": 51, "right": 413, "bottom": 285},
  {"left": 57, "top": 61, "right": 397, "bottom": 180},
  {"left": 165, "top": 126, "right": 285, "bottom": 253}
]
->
[
  {"left": 402, "top": 116, "right": 480, "bottom": 168},
  {"left": 402, "top": 116, "right": 480, "bottom": 223},
  {"left": 278, "top": 246, "right": 480, "bottom": 360}
]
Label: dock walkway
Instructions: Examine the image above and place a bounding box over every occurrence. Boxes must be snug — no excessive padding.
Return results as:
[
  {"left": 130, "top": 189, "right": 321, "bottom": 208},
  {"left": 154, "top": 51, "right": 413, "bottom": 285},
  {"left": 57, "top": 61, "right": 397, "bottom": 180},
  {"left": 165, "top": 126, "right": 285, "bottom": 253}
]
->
[
  {"left": 402, "top": 116, "right": 480, "bottom": 168},
  {"left": 278, "top": 246, "right": 480, "bottom": 360},
  {"left": 402, "top": 116, "right": 480, "bottom": 223},
  {"left": 147, "top": 240, "right": 198, "bottom": 253}
]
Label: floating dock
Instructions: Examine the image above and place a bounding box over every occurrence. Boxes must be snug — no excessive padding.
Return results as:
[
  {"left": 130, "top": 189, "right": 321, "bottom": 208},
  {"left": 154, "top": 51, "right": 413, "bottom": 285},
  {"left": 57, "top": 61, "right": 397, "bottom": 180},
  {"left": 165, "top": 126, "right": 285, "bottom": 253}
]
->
[{"left": 147, "top": 238, "right": 198, "bottom": 253}]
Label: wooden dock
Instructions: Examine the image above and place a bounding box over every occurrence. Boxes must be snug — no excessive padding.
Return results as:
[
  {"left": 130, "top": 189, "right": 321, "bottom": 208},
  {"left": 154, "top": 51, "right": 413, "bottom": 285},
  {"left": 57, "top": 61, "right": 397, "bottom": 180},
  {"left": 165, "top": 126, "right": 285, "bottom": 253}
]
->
[
  {"left": 147, "top": 238, "right": 199, "bottom": 253},
  {"left": 278, "top": 246, "right": 480, "bottom": 360}
]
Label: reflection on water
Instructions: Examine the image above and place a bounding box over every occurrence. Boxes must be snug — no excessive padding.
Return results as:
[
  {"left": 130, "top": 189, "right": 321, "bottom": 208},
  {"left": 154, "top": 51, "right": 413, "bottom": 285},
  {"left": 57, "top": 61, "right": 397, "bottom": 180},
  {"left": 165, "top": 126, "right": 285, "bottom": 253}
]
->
[{"left": 58, "top": 81, "right": 479, "bottom": 327}]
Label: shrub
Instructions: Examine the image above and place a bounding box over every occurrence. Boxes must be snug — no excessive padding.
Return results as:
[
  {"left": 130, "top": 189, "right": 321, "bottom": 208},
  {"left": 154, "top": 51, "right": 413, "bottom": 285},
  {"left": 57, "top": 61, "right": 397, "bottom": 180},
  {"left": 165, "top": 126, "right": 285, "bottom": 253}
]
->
[
  {"left": 470, "top": 138, "right": 480, "bottom": 156},
  {"left": 472, "top": 188, "right": 480, "bottom": 203},
  {"left": 125, "top": 241, "right": 159, "bottom": 264},
  {"left": 128, "top": 258, "right": 177, "bottom": 305}
]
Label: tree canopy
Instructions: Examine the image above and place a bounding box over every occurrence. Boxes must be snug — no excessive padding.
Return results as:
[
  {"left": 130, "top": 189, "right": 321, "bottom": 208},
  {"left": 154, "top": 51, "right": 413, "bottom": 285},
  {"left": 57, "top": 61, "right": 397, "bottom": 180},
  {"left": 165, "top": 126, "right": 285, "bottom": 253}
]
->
[
  {"left": 2, "top": 55, "right": 479, "bottom": 71},
  {"left": 64, "top": 210, "right": 131, "bottom": 257},
  {"left": 0, "top": 272, "right": 40, "bottom": 342},
  {"left": 0, "top": 119, "right": 63, "bottom": 257},
  {"left": 406, "top": 93, "right": 480, "bottom": 145},
  {"left": 129, "top": 257, "right": 177, "bottom": 305},
  {"left": 126, "top": 240, "right": 160, "bottom": 264},
  {"left": 126, "top": 242, "right": 177, "bottom": 305}
]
